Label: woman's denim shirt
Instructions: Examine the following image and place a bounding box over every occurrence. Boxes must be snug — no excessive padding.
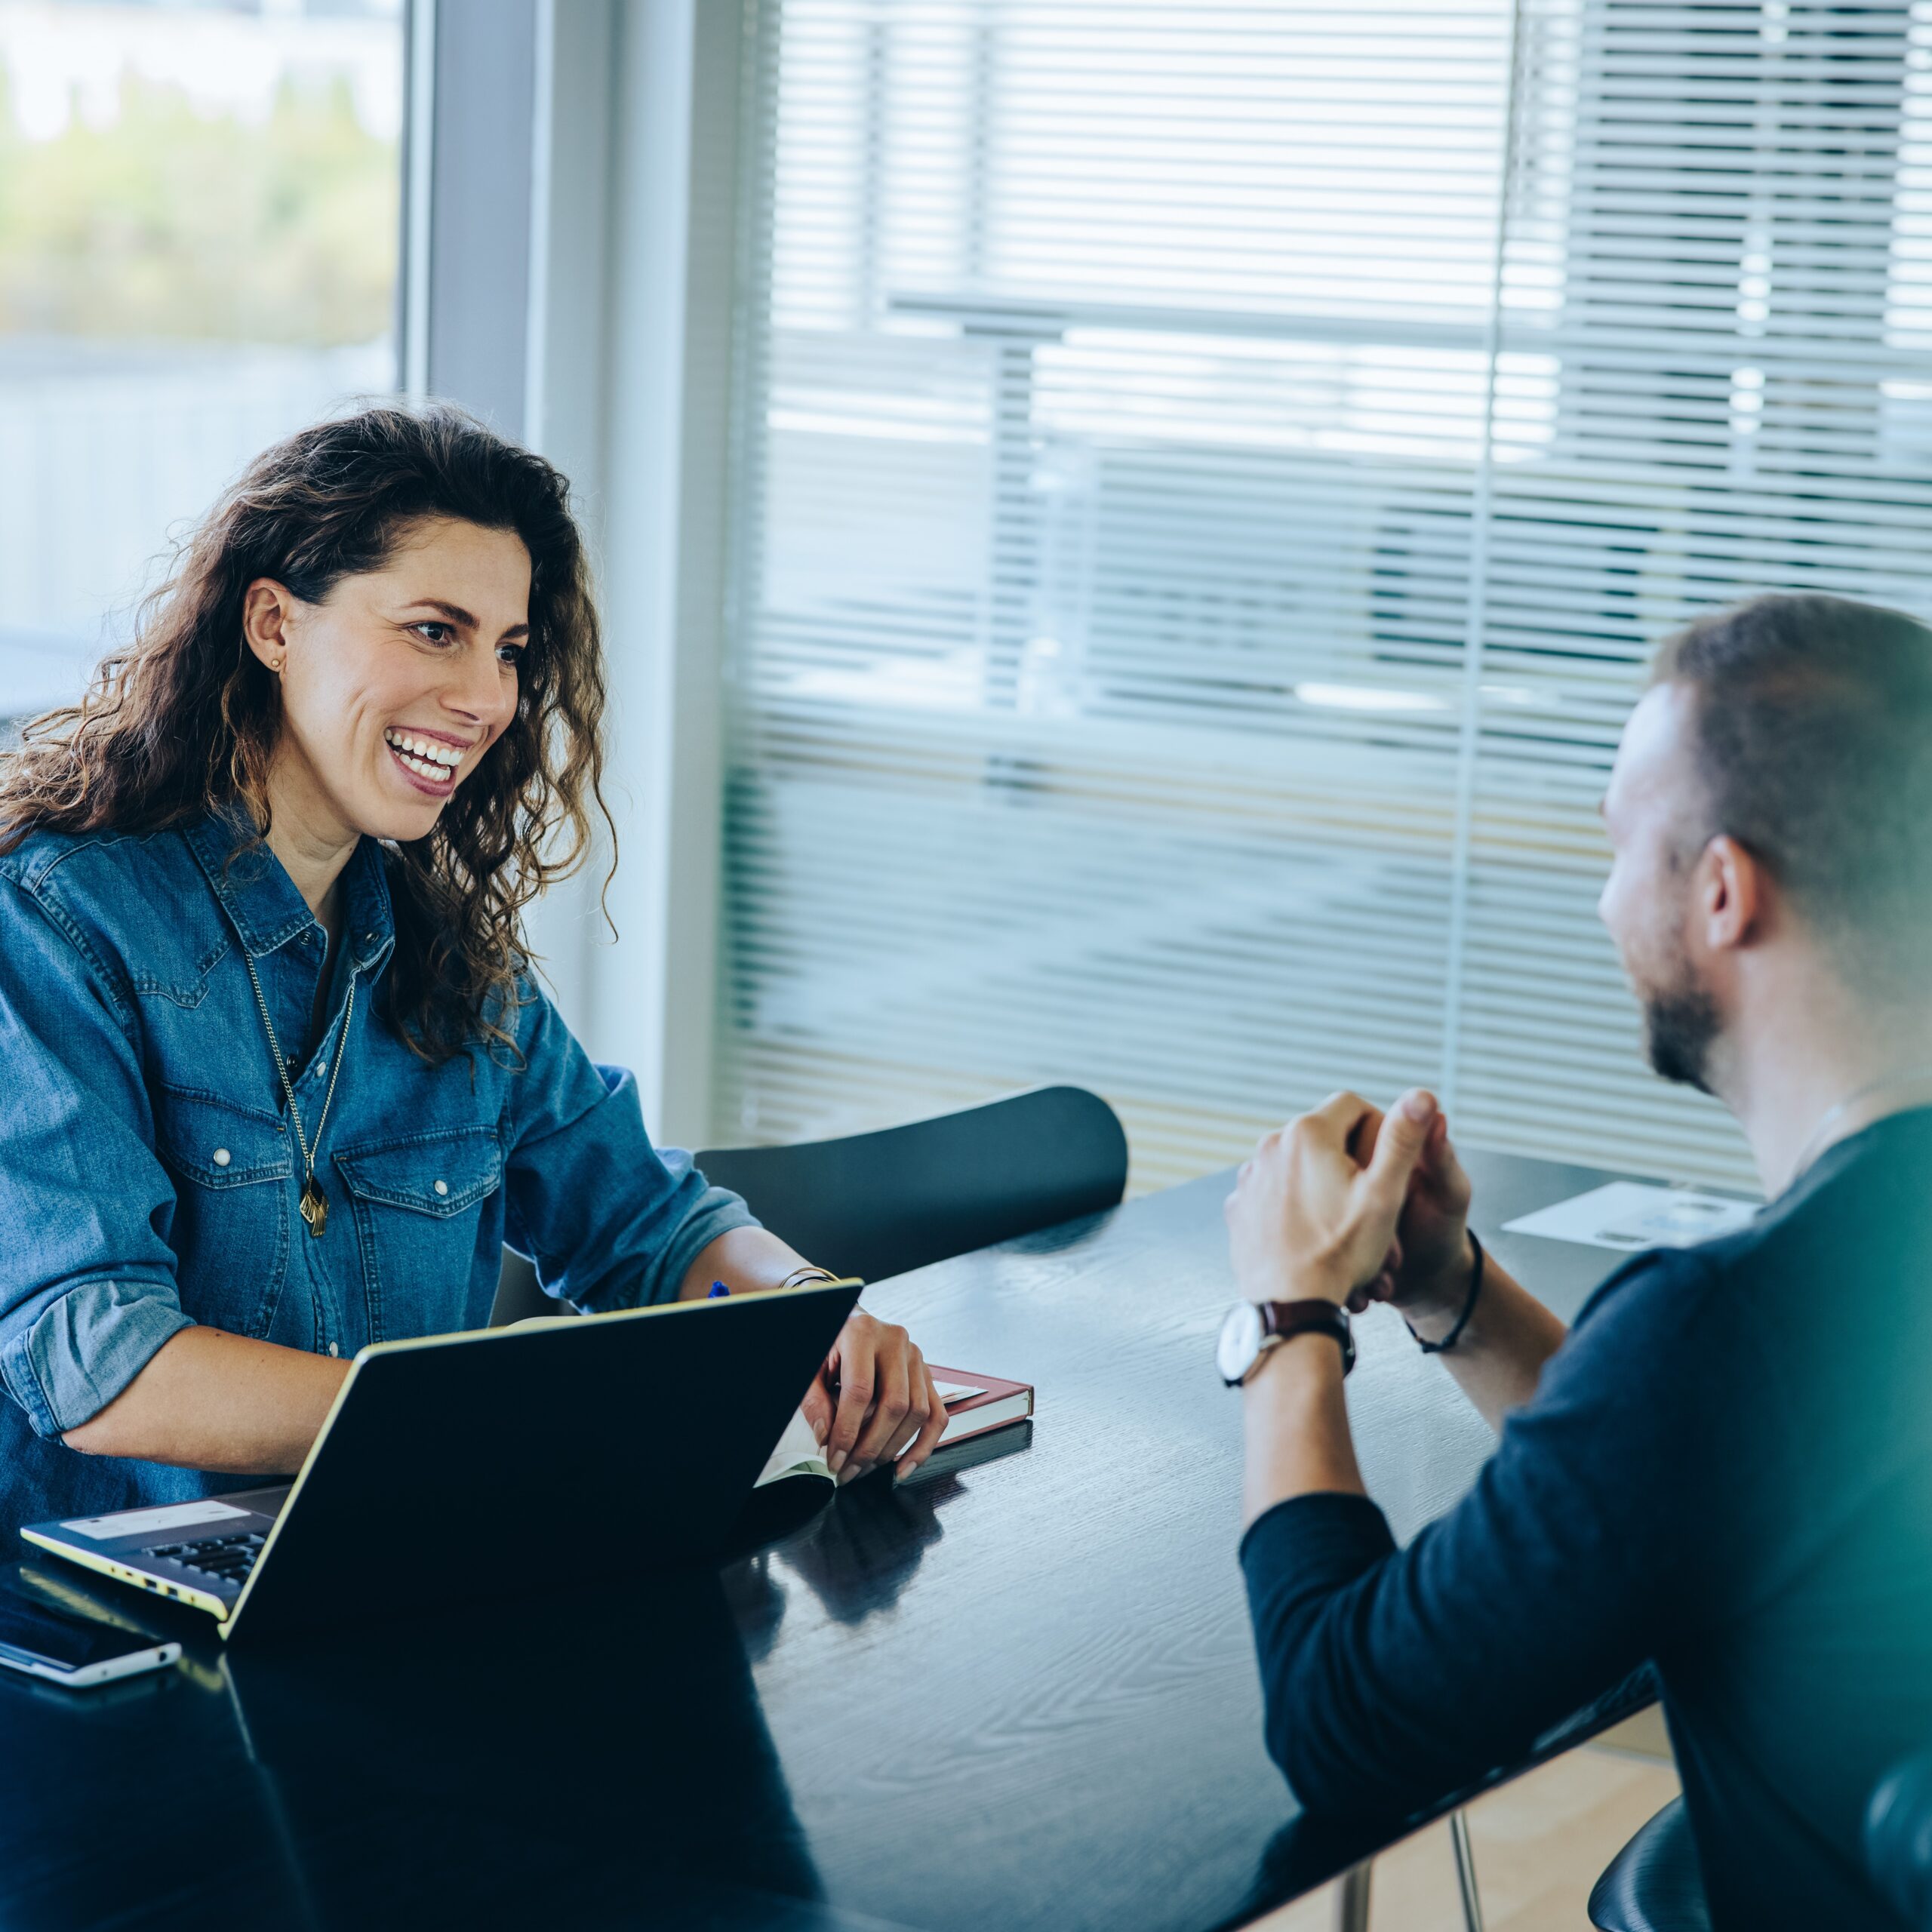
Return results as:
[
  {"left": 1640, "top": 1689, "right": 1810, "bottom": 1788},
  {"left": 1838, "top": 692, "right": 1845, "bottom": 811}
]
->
[{"left": 0, "top": 814, "right": 754, "bottom": 1534}]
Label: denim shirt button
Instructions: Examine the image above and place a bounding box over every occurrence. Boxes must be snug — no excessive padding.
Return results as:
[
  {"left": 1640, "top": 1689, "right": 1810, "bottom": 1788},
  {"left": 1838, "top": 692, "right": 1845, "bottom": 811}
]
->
[
  {"left": 433, "top": 1179, "right": 448, "bottom": 1197},
  {"left": 328, "top": 1342, "right": 339, "bottom": 1358},
  {"left": 212, "top": 1147, "right": 231, "bottom": 1168}
]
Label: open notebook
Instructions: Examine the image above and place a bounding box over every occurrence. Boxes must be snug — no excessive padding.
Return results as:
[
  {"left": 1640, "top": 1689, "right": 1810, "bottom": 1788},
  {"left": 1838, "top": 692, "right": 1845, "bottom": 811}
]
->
[{"left": 756, "top": 1367, "right": 1033, "bottom": 1488}]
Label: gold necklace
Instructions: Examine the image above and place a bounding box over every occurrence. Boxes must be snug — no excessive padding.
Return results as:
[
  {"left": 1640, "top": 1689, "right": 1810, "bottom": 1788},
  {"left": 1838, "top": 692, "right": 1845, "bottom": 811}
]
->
[{"left": 243, "top": 951, "right": 355, "bottom": 1238}]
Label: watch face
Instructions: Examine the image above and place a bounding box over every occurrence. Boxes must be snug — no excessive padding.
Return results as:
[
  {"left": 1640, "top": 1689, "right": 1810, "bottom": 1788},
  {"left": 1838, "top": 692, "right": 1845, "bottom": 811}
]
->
[{"left": 1217, "top": 1303, "right": 1264, "bottom": 1385}]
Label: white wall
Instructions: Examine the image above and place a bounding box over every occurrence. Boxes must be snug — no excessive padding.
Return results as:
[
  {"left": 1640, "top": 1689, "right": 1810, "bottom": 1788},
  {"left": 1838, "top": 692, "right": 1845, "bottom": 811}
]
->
[
  {"left": 565, "top": 0, "right": 744, "bottom": 1151},
  {"left": 433, "top": 0, "right": 737, "bottom": 1156}
]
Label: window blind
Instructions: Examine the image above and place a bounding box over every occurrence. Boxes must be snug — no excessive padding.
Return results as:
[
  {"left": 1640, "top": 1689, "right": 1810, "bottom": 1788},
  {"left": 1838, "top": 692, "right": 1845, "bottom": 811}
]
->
[{"left": 715, "top": 0, "right": 1932, "bottom": 1194}]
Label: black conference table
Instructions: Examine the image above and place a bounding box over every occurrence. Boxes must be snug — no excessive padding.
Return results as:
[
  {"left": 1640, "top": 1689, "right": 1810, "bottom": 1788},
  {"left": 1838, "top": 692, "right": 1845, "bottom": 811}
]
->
[{"left": 0, "top": 1148, "right": 1658, "bottom": 1932}]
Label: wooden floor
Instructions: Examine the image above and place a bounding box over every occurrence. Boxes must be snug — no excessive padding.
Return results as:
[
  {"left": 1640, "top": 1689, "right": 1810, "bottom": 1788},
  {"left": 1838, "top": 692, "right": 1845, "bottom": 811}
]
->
[{"left": 1251, "top": 1713, "right": 1679, "bottom": 1932}]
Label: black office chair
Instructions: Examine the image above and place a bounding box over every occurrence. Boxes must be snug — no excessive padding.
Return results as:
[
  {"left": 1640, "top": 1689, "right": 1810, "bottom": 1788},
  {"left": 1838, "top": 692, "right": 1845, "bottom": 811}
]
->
[
  {"left": 1586, "top": 1798, "right": 1707, "bottom": 1932},
  {"left": 694, "top": 1084, "right": 1128, "bottom": 1284},
  {"left": 490, "top": 1084, "right": 1128, "bottom": 1325},
  {"left": 1588, "top": 1746, "right": 1932, "bottom": 1931}
]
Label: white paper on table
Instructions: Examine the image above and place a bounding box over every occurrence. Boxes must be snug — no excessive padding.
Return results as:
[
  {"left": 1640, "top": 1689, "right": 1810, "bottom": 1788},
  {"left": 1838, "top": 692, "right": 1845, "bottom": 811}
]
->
[
  {"left": 1502, "top": 1180, "right": 1760, "bottom": 1252},
  {"left": 934, "top": 1380, "right": 986, "bottom": 1405}
]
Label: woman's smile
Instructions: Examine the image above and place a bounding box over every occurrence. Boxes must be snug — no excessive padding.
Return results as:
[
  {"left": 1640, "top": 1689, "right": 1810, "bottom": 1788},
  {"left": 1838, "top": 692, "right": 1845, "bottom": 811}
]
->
[{"left": 383, "top": 725, "right": 472, "bottom": 797}]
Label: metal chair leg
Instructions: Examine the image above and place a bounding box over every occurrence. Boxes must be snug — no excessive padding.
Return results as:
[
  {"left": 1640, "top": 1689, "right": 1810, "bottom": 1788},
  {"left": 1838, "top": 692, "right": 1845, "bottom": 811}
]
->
[
  {"left": 1327, "top": 1812, "right": 1479, "bottom": 1932},
  {"left": 1449, "top": 1807, "right": 1485, "bottom": 1932},
  {"left": 1331, "top": 1857, "right": 1372, "bottom": 1932}
]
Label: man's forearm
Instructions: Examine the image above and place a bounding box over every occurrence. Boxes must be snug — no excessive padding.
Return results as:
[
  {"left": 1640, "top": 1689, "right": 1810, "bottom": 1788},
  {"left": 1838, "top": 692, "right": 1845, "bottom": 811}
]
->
[
  {"left": 1401, "top": 1241, "right": 1567, "bottom": 1431},
  {"left": 61, "top": 1326, "right": 351, "bottom": 1474},
  {"left": 1241, "top": 1332, "right": 1367, "bottom": 1528}
]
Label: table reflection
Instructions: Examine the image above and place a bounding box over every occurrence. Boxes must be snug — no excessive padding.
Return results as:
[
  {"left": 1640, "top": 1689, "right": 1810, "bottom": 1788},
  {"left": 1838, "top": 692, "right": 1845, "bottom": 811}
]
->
[{"left": 5, "top": 1555, "right": 835, "bottom": 1930}]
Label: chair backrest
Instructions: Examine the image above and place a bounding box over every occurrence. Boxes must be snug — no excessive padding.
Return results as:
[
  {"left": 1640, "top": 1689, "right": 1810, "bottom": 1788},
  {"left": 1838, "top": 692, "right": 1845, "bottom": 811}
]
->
[
  {"left": 1866, "top": 1749, "right": 1932, "bottom": 1928},
  {"left": 489, "top": 1085, "right": 1128, "bottom": 1325},
  {"left": 490, "top": 1249, "right": 548, "bottom": 1327},
  {"left": 695, "top": 1085, "right": 1128, "bottom": 1286}
]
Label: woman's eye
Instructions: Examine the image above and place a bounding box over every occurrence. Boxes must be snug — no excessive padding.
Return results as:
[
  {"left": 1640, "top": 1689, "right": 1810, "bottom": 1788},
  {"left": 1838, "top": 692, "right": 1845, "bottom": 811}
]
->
[
  {"left": 411, "top": 622, "right": 454, "bottom": 645},
  {"left": 497, "top": 643, "right": 525, "bottom": 669}
]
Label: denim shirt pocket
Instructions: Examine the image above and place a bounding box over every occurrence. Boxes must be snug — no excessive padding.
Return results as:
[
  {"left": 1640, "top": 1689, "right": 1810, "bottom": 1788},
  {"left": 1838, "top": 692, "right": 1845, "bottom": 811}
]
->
[
  {"left": 153, "top": 1084, "right": 294, "bottom": 1339},
  {"left": 332, "top": 1126, "right": 503, "bottom": 1342}
]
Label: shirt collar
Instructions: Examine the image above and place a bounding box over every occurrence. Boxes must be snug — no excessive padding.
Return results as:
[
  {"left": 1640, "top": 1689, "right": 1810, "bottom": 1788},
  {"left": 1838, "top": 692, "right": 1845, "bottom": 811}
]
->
[{"left": 183, "top": 808, "right": 397, "bottom": 976}]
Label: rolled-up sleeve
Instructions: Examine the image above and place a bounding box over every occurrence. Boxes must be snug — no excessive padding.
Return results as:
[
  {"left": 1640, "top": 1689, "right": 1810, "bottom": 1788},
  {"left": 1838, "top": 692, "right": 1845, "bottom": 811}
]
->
[
  {"left": 0, "top": 875, "right": 194, "bottom": 1438},
  {"left": 499, "top": 982, "right": 758, "bottom": 1309}
]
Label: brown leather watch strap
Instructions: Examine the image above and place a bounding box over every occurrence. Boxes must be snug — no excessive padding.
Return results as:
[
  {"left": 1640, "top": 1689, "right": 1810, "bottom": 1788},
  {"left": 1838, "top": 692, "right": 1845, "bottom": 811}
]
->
[{"left": 1257, "top": 1299, "right": 1355, "bottom": 1377}]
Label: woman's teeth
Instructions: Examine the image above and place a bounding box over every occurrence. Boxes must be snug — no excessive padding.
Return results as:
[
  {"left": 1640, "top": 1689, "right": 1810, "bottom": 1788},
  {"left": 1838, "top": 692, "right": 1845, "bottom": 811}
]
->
[{"left": 384, "top": 731, "right": 463, "bottom": 783}]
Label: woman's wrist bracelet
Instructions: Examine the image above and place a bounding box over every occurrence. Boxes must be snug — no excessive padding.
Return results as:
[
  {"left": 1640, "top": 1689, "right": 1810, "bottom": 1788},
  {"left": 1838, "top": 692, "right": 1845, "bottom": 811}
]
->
[
  {"left": 779, "top": 1265, "right": 839, "bottom": 1291},
  {"left": 1403, "top": 1229, "right": 1485, "bottom": 1355}
]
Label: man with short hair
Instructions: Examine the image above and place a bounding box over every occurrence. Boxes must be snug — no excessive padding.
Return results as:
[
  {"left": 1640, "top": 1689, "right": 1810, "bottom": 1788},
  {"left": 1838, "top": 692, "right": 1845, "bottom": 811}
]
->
[{"left": 1223, "top": 593, "right": 1932, "bottom": 1928}]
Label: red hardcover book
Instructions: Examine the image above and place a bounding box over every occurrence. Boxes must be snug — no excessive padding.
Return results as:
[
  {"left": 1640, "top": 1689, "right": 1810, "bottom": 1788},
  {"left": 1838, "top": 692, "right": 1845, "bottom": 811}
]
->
[
  {"left": 928, "top": 1367, "right": 1034, "bottom": 1447},
  {"left": 754, "top": 1366, "right": 1033, "bottom": 1491}
]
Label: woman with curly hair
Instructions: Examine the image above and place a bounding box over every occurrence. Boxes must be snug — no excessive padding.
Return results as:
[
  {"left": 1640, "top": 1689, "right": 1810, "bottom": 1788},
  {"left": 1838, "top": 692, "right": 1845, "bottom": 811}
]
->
[{"left": 0, "top": 404, "right": 946, "bottom": 1537}]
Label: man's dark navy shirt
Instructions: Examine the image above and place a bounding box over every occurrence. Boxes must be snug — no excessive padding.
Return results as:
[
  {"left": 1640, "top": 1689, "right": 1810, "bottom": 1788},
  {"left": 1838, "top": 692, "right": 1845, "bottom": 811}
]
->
[{"left": 1241, "top": 1107, "right": 1932, "bottom": 1930}]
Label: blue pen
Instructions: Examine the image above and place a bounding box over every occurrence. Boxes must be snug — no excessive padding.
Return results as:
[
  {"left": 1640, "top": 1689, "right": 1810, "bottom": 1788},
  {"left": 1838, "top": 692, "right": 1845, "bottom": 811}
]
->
[{"left": 708, "top": 1280, "right": 731, "bottom": 1299}]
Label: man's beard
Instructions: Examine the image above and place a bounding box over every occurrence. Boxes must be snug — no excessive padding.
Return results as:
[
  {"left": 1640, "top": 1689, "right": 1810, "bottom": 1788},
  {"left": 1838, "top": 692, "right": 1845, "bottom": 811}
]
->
[{"left": 1639, "top": 946, "right": 1721, "bottom": 1095}]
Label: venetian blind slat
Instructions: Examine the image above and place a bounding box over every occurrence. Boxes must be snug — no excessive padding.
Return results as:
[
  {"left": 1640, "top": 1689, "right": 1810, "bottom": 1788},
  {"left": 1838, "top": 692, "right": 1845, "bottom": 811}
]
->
[{"left": 715, "top": 0, "right": 1932, "bottom": 1195}]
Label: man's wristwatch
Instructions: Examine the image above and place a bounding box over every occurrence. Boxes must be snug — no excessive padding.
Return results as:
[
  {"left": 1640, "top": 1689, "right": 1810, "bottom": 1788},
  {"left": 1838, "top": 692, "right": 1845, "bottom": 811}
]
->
[{"left": 1217, "top": 1299, "right": 1355, "bottom": 1386}]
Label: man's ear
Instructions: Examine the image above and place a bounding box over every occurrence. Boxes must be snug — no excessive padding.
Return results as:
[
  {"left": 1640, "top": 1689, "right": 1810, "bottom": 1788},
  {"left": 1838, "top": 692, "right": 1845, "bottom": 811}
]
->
[
  {"left": 241, "top": 578, "right": 298, "bottom": 675},
  {"left": 1700, "top": 833, "right": 1766, "bottom": 953}
]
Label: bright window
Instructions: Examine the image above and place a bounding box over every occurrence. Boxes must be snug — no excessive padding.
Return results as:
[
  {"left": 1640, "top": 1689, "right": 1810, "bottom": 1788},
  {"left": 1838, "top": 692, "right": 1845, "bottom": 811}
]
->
[
  {"left": 0, "top": 0, "right": 404, "bottom": 721},
  {"left": 718, "top": 0, "right": 1932, "bottom": 1192}
]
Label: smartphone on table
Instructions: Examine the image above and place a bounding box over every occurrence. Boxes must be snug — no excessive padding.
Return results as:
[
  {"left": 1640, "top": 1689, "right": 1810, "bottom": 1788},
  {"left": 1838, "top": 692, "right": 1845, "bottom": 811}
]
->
[{"left": 0, "top": 1595, "right": 180, "bottom": 1688}]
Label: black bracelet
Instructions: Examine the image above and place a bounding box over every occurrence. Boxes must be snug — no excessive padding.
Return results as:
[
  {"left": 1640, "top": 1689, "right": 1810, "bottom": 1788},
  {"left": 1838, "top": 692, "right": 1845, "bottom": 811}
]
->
[{"left": 1404, "top": 1230, "right": 1484, "bottom": 1355}]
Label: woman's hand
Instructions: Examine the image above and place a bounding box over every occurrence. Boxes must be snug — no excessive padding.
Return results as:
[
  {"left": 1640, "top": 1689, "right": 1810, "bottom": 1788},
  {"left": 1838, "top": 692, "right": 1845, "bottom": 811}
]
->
[
  {"left": 1224, "top": 1088, "right": 1440, "bottom": 1307},
  {"left": 800, "top": 1309, "right": 949, "bottom": 1482},
  {"left": 1340, "top": 1095, "right": 1475, "bottom": 1324},
  {"left": 679, "top": 1229, "right": 948, "bottom": 1480}
]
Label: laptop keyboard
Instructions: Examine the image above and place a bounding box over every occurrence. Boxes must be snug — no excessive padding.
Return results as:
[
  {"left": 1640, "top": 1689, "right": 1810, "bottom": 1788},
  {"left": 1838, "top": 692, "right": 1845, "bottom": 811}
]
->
[{"left": 149, "top": 1532, "right": 266, "bottom": 1588}]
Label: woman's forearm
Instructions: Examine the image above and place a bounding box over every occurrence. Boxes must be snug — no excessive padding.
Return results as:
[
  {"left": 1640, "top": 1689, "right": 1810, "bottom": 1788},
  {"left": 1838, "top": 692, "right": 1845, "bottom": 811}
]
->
[
  {"left": 677, "top": 1225, "right": 815, "bottom": 1300},
  {"left": 60, "top": 1326, "right": 350, "bottom": 1475},
  {"left": 58, "top": 1230, "right": 822, "bottom": 1474}
]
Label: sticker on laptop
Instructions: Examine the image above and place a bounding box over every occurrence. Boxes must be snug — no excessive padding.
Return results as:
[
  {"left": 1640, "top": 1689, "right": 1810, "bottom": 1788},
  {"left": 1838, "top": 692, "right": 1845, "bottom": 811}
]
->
[
  {"left": 1502, "top": 1181, "right": 1760, "bottom": 1251},
  {"left": 60, "top": 1500, "right": 254, "bottom": 1541}
]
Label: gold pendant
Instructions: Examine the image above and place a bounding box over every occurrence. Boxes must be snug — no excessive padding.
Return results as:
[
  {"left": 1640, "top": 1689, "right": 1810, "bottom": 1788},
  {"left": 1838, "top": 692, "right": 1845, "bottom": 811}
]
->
[{"left": 300, "top": 1176, "right": 329, "bottom": 1238}]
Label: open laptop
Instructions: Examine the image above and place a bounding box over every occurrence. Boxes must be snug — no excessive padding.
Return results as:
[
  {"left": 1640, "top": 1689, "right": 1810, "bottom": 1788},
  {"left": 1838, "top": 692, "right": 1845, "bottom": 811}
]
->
[{"left": 18, "top": 1278, "right": 860, "bottom": 1644}]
